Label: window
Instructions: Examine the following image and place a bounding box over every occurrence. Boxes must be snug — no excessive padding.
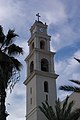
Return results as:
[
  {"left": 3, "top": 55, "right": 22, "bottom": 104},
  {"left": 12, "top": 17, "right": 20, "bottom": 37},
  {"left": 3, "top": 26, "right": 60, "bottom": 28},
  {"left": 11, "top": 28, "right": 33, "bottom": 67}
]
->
[
  {"left": 30, "top": 42, "right": 34, "bottom": 52},
  {"left": 46, "top": 94, "right": 48, "bottom": 102},
  {"left": 32, "top": 42, "right": 34, "bottom": 50},
  {"left": 44, "top": 81, "right": 48, "bottom": 92},
  {"left": 40, "top": 40, "right": 45, "bottom": 49},
  {"left": 30, "top": 87, "right": 32, "bottom": 94},
  {"left": 30, "top": 98, "right": 32, "bottom": 105},
  {"left": 30, "top": 61, "right": 34, "bottom": 73},
  {"left": 41, "top": 58, "right": 49, "bottom": 72}
]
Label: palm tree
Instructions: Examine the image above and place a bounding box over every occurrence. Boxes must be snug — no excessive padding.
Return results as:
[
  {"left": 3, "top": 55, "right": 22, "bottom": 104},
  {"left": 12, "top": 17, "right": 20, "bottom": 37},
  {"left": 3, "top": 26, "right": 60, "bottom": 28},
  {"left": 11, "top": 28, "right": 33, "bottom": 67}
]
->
[
  {"left": 0, "top": 25, "right": 23, "bottom": 120},
  {"left": 59, "top": 58, "right": 80, "bottom": 92},
  {"left": 39, "top": 96, "right": 80, "bottom": 120}
]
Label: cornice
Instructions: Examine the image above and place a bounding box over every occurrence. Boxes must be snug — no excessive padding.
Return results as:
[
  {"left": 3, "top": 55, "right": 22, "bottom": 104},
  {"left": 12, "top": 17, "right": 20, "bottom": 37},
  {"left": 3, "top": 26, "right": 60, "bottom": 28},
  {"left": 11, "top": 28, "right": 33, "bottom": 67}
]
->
[
  {"left": 25, "top": 48, "right": 56, "bottom": 61},
  {"left": 24, "top": 70, "right": 59, "bottom": 85}
]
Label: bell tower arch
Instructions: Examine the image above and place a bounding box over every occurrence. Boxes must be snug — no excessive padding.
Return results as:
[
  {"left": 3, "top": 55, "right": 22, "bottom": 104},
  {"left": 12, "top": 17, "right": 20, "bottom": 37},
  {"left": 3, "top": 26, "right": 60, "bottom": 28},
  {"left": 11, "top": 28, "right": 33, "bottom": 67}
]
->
[{"left": 24, "top": 14, "right": 58, "bottom": 120}]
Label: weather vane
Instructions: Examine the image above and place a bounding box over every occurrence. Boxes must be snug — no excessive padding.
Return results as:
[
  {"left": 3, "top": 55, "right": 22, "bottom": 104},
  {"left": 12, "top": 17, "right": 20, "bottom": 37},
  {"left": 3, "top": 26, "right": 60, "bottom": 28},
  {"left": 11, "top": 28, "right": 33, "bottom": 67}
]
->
[{"left": 36, "top": 13, "right": 41, "bottom": 21}]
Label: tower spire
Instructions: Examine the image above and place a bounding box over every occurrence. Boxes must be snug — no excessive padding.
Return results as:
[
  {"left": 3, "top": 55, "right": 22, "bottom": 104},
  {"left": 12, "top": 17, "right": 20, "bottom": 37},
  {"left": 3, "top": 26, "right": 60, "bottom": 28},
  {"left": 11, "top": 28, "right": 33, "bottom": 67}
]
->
[{"left": 36, "top": 13, "right": 41, "bottom": 21}]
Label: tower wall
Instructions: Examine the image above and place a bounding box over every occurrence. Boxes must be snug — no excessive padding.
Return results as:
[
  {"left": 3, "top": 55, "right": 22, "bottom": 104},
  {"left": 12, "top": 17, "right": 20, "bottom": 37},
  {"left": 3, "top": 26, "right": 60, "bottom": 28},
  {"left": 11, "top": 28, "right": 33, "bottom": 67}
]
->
[{"left": 24, "top": 20, "right": 58, "bottom": 120}]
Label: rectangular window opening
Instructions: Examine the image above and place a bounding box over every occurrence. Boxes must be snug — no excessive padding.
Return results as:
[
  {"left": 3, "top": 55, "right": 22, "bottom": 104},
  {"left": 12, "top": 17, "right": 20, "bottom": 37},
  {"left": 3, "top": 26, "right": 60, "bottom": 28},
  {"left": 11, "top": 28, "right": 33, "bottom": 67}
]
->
[
  {"left": 46, "top": 94, "right": 48, "bottom": 102},
  {"left": 30, "top": 87, "right": 32, "bottom": 94},
  {"left": 30, "top": 98, "right": 32, "bottom": 105}
]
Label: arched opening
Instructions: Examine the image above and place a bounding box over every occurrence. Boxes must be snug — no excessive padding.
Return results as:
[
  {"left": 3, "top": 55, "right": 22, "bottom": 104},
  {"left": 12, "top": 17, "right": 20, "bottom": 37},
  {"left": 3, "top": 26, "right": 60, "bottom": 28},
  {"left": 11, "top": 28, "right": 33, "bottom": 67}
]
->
[
  {"left": 40, "top": 40, "right": 45, "bottom": 49},
  {"left": 30, "top": 61, "right": 34, "bottom": 73},
  {"left": 41, "top": 58, "right": 49, "bottom": 72},
  {"left": 44, "top": 81, "right": 48, "bottom": 92}
]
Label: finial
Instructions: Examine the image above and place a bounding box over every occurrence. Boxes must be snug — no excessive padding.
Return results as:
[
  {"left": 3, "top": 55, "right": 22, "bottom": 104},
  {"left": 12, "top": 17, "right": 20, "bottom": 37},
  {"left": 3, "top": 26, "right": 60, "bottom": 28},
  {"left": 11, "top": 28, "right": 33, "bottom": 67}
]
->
[{"left": 36, "top": 13, "right": 41, "bottom": 21}]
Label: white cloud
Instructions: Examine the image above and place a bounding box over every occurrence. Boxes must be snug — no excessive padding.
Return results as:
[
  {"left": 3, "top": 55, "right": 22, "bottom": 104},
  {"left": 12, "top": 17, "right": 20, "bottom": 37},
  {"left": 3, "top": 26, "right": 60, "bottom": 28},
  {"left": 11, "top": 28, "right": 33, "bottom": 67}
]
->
[
  {"left": 0, "top": 0, "right": 67, "bottom": 30},
  {"left": 56, "top": 56, "right": 79, "bottom": 85},
  {"left": 56, "top": 50, "right": 80, "bottom": 99},
  {"left": 6, "top": 81, "right": 26, "bottom": 120},
  {"left": 51, "top": 33, "right": 61, "bottom": 51},
  {"left": 40, "top": 0, "right": 67, "bottom": 25},
  {"left": 74, "top": 50, "right": 80, "bottom": 58},
  {"left": 51, "top": 24, "right": 80, "bottom": 51},
  {"left": 55, "top": 60, "right": 67, "bottom": 74},
  {"left": 0, "top": 0, "right": 80, "bottom": 119}
]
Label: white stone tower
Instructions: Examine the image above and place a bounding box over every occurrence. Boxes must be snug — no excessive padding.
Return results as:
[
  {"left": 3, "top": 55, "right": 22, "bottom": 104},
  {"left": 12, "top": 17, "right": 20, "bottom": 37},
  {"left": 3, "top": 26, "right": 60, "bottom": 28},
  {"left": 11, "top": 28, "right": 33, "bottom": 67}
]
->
[{"left": 24, "top": 14, "right": 58, "bottom": 120}]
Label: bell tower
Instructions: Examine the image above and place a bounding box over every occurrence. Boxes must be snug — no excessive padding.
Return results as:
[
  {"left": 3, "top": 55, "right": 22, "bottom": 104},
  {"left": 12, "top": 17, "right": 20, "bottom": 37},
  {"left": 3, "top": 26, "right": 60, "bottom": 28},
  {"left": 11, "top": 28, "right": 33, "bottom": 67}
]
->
[{"left": 24, "top": 14, "right": 58, "bottom": 120}]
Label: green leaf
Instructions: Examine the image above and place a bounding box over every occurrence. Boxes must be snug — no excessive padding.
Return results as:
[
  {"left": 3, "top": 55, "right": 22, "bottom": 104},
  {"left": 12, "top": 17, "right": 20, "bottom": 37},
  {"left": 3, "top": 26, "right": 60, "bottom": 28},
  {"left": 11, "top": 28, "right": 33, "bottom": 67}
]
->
[
  {"left": 10, "top": 57, "right": 22, "bottom": 71},
  {"left": 6, "top": 29, "right": 18, "bottom": 46},
  {"left": 39, "top": 96, "right": 80, "bottom": 120},
  {"left": 74, "top": 58, "right": 80, "bottom": 63},
  {"left": 70, "top": 80, "right": 80, "bottom": 85},
  {"left": 0, "top": 25, "right": 5, "bottom": 44},
  {"left": 59, "top": 85, "right": 80, "bottom": 92},
  {"left": 7, "top": 44, "right": 23, "bottom": 55}
]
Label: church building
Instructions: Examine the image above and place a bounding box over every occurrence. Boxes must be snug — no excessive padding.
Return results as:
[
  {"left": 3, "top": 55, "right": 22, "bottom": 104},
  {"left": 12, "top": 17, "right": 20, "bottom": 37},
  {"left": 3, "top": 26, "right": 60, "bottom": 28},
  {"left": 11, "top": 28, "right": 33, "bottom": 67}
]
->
[{"left": 24, "top": 14, "right": 58, "bottom": 120}]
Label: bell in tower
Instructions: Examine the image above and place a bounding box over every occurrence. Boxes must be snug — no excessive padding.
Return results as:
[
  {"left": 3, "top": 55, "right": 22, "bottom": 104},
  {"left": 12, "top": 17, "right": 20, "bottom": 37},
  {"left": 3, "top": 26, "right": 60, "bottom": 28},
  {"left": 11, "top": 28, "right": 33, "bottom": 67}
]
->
[{"left": 24, "top": 14, "right": 58, "bottom": 120}]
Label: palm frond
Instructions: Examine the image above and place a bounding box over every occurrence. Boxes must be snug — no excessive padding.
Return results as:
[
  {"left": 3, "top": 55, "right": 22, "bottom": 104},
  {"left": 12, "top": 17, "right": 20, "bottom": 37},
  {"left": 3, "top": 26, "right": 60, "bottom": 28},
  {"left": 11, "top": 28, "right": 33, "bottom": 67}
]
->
[
  {"left": 6, "top": 29, "right": 18, "bottom": 46},
  {"left": 55, "top": 98, "right": 61, "bottom": 120},
  {"left": 0, "top": 51, "right": 11, "bottom": 63},
  {"left": 0, "top": 53, "right": 22, "bottom": 73},
  {"left": 74, "top": 57, "right": 80, "bottom": 63},
  {"left": 46, "top": 101, "right": 56, "bottom": 120},
  {"left": 61, "top": 96, "right": 69, "bottom": 115},
  {"left": 64, "top": 100, "right": 74, "bottom": 119},
  {"left": 39, "top": 102, "right": 51, "bottom": 120},
  {"left": 7, "top": 69, "right": 20, "bottom": 92},
  {"left": 70, "top": 80, "right": 80, "bottom": 85},
  {"left": 49, "top": 106, "right": 56, "bottom": 119},
  {"left": 39, "top": 102, "right": 56, "bottom": 120},
  {"left": 10, "top": 57, "right": 22, "bottom": 71},
  {"left": 69, "top": 108, "right": 80, "bottom": 120},
  {"left": 0, "top": 25, "right": 5, "bottom": 44},
  {"left": 7, "top": 44, "right": 23, "bottom": 55},
  {"left": 0, "top": 25, "right": 23, "bottom": 120},
  {"left": 59, "top": 85, "right": 80, "bottom": 92},
  {"left": 39, "top": 96, "right": 80, "bottom": 120},
  {"left": 0, "top": 54, "right": 21, "bottom": 89}
]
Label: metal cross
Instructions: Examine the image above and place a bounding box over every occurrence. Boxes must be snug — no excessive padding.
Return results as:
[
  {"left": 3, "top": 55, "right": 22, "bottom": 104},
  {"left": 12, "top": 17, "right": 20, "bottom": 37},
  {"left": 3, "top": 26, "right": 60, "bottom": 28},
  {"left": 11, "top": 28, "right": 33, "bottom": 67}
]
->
[{"left": 36, "top": 13, "right": 41, "bottom": 21}]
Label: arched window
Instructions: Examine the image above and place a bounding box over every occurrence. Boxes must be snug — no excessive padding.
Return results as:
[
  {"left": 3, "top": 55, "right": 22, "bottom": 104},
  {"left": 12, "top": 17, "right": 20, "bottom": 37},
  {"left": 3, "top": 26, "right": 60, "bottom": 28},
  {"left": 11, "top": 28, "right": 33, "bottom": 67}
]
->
[
  {"left": 44, "top": 81, "right": 48, "bottom": 92},
  {"left": 41, "top": 58, "right": 49, "bottom": 72},
  {"left": 40, "top": 40, "right": 45, "bottom": 49},
  {"left": 30, "top": 61, "right": 34, "bottom": 73}
]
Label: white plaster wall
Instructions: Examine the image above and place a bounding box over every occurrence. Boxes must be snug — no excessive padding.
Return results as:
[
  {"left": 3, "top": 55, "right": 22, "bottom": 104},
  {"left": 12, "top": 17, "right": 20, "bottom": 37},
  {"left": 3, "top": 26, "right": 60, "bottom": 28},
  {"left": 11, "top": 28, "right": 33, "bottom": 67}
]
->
[
  {"left": 26, "top": 109, "right": 37, "bottom": 120},
  {"left": 36, "top": 74, "right": 57, "bottom": 107},
  {"left": 68, "top": 93, "right": 80, "bottom": 112},
  {"left": 27, "top": 75, "right": 37, "bottom": 114},
  {"left": 26, "top": 72, "right": 57, "bottom": 120},
  {"left": 62, "top": 92, "right": 80, "bottom": 120}
]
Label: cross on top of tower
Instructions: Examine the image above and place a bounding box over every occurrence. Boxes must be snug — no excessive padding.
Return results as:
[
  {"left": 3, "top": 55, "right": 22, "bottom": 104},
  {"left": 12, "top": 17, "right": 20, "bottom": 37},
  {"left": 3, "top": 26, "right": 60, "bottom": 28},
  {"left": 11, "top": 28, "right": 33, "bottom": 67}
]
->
[{"left": 36, "top": 13, "right": 41, "bottom": 21}]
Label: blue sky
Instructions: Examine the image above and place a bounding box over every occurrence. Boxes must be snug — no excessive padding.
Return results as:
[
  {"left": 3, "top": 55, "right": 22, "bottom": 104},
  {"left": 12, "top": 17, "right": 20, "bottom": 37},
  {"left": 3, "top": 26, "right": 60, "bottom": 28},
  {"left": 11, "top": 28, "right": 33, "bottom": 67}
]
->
[{"left": 0, "top": 0, "right": 80, "bottom": 120}]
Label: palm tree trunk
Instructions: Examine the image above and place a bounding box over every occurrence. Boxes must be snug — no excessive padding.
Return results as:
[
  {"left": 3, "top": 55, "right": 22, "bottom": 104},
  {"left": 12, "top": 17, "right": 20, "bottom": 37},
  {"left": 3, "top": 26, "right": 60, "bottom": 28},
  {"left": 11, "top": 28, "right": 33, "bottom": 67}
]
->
[
  {"left": 0, "top": 88, "right": 6, "bottom": 120},
  {"left": 0, "top": 65, "right": 8, "bottom": 120}
]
